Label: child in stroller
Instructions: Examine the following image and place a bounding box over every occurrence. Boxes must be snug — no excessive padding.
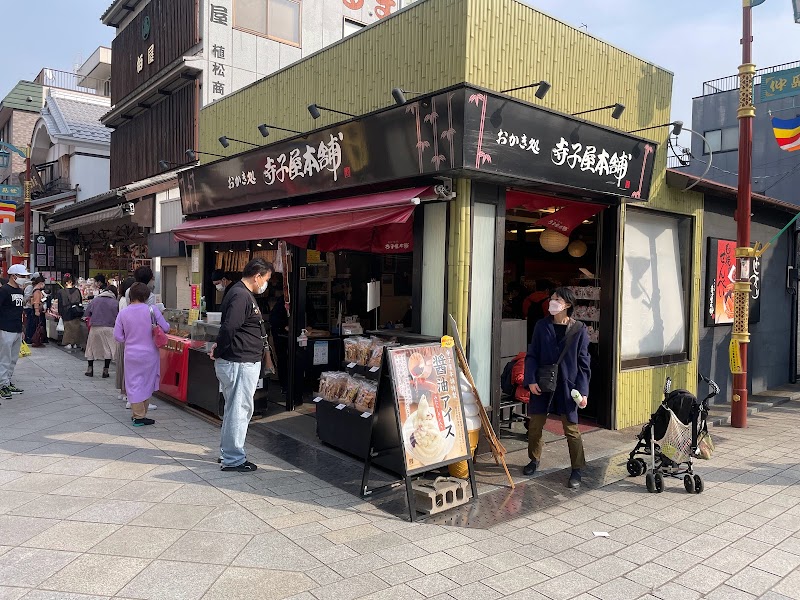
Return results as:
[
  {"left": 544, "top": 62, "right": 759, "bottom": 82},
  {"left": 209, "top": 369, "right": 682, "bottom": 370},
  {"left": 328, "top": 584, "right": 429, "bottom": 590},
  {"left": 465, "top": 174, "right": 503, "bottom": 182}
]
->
[{"left": 627, "top": 374, "right": 719, "bottom": 494}]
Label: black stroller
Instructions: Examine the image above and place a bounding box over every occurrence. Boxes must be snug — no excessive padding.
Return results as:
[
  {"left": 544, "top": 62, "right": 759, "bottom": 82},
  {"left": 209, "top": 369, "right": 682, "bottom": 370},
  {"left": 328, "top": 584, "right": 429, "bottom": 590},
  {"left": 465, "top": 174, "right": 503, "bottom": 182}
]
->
[{"left": 626, "top": 374, "right": 719, "bottom": 494}]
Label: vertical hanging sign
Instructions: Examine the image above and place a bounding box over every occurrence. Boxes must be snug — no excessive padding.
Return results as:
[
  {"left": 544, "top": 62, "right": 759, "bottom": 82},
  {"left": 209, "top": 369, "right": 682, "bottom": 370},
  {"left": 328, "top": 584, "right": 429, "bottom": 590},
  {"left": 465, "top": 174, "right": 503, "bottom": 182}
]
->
[{"left": 207, "top": 1, "right": 232, "bottom": 105}]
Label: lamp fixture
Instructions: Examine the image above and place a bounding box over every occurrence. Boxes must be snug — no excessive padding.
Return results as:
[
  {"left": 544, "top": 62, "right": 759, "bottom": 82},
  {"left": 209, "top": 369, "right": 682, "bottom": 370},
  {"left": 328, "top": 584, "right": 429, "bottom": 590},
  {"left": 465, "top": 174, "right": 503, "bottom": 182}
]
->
[
  {"left": 185, "top": 149, "right": 225, "bottom": 161},
  {"left": 500, "top": 80, "right": 551, "bottom": 99},
  {"left": 391, "top": 88, "right": 424, "bottom": 105},
  {"left": 256, "top": 240, "right": 263, "bottom": 247},
  {"left": 572, "top": 103, "right": 626, "bottom": 120},
  {"left": 258, "top": 123, "right": 303, "bottom": 138},
  {"left": 628, "top": 120, "right": 683, "bottom": 136},
  {"left": 307, "top": 103, "right": 356, "bottom": 120},
  {"left": 219, "top": 136, "right": 259, "bottom": 149},
  {"left": 158, "top": 159, "right": 183, "bottom": 170}
]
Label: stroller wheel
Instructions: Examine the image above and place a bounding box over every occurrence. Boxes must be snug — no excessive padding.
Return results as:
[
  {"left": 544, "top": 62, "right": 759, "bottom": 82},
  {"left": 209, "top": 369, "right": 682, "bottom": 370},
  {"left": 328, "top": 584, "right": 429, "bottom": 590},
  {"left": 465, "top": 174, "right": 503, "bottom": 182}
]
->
[
  {"left": 684, "top": 474, "right": 694, "bottom": 493},
  {"left": 645, "top": 473, "right": 656, "bottom": 493},
  {"left": 627, "top": 459, "right": 640, "bottom": 477},
  {"left": 636, "top": 458, "right": 647, "bottom": 475},
  {"left": 693, "top": 474, "right": 704, "bottom": 494},
  {"left": 654, "top": 472, "right": 664, "bottom": 493}
]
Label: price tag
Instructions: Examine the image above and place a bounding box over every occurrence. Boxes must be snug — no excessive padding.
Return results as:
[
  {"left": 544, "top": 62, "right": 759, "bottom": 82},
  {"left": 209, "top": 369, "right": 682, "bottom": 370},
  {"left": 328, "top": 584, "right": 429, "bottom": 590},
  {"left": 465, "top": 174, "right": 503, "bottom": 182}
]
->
[
  {"left": 313, "top": 397, "right": 322, "bottom": 403},
  {"left": 360, "top": 411, "right": 372, "bottom": 418},
  {"left": 347, "top": 362, "right": 357, "bottom": 369},
  {"left": 369, "top": 366, "right": 379, "bottom": 373},
  {"left": 336, "top": 403, "right": 347, "bottom": 410}
]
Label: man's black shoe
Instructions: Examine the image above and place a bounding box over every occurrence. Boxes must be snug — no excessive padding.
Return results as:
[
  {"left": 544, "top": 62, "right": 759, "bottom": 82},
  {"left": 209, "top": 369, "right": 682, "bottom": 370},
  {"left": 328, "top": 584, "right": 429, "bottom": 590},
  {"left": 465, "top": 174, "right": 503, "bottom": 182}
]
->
[
  {"left": 568, "top": 469, "right": 582, "bottom": 489},
  {"left": 132, "top": 418, "right": 155, "bottom": 427},
  {"left": 523, "top": 460, "right": 538, "bottom": 476},
  {"left": 221, "top": 460, "right": 258, "bottom": 472}
]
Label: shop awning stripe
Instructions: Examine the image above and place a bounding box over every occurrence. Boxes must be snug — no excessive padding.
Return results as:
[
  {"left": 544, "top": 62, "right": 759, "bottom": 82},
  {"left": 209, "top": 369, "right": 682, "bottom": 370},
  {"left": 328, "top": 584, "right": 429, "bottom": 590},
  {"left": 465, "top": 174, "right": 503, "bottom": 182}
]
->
[{"left": 173, "top": 187, "right": 429, "bottom": 244}]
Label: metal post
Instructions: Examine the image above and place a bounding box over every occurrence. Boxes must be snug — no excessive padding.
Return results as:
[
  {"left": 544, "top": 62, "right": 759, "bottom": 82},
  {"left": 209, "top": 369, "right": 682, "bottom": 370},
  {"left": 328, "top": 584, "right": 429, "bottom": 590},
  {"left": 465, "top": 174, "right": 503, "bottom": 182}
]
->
[
  {"left": 732, "top": 4, "right": 755, "bottom": 428},
  {"left": 23, "top": 146, "right": 31, "bottom": 260}
]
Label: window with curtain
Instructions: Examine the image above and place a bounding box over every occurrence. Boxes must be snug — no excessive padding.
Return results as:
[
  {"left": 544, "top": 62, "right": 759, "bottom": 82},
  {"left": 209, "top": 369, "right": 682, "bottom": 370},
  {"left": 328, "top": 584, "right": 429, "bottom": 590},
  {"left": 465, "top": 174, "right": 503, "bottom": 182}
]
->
[
  {"left": 621, "top": 208, "right": 693, "bottom": 368},
  {"left": 234, "top": 0, "right": 301, "bottom": 45}
]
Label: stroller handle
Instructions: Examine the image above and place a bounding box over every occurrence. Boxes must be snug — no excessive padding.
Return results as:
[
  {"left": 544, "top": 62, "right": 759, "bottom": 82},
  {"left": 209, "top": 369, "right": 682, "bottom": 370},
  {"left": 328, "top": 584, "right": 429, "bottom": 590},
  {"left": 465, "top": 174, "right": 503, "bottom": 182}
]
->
[{"left": 699, "top": 373, "right": 720, "bottom": 402}]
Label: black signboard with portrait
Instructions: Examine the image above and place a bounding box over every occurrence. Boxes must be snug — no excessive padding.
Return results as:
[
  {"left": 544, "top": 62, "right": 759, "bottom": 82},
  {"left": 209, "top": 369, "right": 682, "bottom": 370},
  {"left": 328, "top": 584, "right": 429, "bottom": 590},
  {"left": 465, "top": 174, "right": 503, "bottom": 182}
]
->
[{"left": 179, "top": 84, "right": 657, "bottom": 217}]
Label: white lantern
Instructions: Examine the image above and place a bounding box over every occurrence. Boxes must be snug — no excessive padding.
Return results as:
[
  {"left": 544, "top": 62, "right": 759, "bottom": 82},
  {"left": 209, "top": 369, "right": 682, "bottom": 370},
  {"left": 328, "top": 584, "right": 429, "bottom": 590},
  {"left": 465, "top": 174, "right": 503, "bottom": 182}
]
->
[
  {"left": 540, "top": 229, "right": 569, "bottom": 253},
  {"left": 568, "top": 239, "right": 588, "bottom": 258}
]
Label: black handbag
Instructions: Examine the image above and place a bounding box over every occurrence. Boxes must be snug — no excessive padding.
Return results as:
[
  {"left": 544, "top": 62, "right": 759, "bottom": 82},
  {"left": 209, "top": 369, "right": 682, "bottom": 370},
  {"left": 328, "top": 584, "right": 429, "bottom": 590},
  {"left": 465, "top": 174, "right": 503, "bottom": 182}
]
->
[{"left": 536, "top": 322, "right": 583, "bottom": 393}]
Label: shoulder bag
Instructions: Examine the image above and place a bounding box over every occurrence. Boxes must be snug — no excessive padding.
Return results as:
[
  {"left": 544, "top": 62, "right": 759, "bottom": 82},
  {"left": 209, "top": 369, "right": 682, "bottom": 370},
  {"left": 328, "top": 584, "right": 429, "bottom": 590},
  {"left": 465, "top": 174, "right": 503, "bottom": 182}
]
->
[
  {"left": 245, "top": 291, "right": 276, "bottom": 377},
  {"left": 536, "top": 321, "right": 584, "bottom": 394},
  {"left": 150, "top": 306, "right": 169, "bottom": 348},
  {"left": 66, "top": 289, "right": 84, "bottom": 320}
]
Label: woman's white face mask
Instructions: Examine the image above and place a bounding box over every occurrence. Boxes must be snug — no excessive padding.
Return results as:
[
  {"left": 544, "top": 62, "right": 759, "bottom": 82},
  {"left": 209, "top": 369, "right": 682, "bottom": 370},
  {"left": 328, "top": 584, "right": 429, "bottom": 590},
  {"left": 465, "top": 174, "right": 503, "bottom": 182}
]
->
[{"left": 548, "top": 299, "right": 566, "bottom": 315}]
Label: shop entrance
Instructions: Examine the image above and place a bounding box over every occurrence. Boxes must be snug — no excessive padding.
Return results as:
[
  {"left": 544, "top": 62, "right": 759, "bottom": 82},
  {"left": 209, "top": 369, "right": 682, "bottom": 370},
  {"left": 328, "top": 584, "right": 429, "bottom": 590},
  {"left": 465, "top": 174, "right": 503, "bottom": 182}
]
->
[{"left": 500, "top": 191, "right": 617, "bottom": 429}]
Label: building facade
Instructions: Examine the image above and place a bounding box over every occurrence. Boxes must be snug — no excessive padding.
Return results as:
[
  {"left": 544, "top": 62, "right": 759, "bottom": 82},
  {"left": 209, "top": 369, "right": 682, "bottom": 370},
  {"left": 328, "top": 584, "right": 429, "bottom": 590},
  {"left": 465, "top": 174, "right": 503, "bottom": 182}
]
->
[{"left": 186, "top": 0, "right": 706, "bottom": 430}]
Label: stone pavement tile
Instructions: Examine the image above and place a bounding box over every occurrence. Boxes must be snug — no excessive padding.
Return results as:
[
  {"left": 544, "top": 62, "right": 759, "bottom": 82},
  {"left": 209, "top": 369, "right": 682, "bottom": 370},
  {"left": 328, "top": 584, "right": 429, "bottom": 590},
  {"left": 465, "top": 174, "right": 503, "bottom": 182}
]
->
[
  {"left": 404, "top": 573, "right": 458, "bottom": 598},
  {"left": 595, "top": 511, "right": 638, "bottom": 528},
  {"left": 23, "top": 520, "right": 118, "bottom": 552},
  {"left": 725, "top": 566, "right": 781, "bottom": 596},
  {"left": 760, "top": 592, "right": 796, "bottom": 600},
  {"left": 707, "top": 522, "right": 753, "bottom": 542},
  {"left": 476, "top": 549, "right": 530, "bottom": 573},
  {"left": 777, "top": 535, "right": 800, "bottom": 556},
  {"left": 310, "top": 573, "right": 388, "bottom": 600},
  {"left": 703, "top": 546, "right": 758, "bottom": 575},
  {"left": 0, "top": 514, "right": 57, "bottom": 545},
  {"left": 533, "top": 572, "right": 598, "bottom": 600},
  {"left": 438, "top": 560, "right": 497, "bottom": 586},
  {"left": 750, "top": 548, "right": 800, "bottom": 577},
  {"left": 375, "top": 542, "right": 430, "bottom": 565},
  {"left": 442, "top": 544, "right": 486, "bottom": 563},
  {"left": 9, "top": 493, "right": 93, "bottom": 519},
  {"left": 307, "top": 565, "right": 343, "bottom": 586},
  {"left": 322, "top": 524, "right": 383, "bottom": 544},
  {"left": 269, "top": 521, "right": 329, "bottom": 541},
  {"left": 730, "top": 536, "right": 773, "bottom": 557},
  {"left": 38, "top": 458, "right": 110, "bottom": 476},
  {"left": 192, "top": 504, "right": 273, "bottom": 535},
  {"left": 129, "top": 503, "right": 214, "bottom": 529},
  {"left": 529, "top": 518, "right": 574, "bottom": 536},
  {"left": 137, "top": 464, "right": 204, "bottom": 484},
  {"left": 702, "top": 585, "right": 757, "bottom": 600},
  {"left": 676, "top": 533, "right": 731, "bottom": 559},
  {"left": 0, "top": 547, "right": 78, "bottom": 587},
  {"left": 574, "top": 537, "right": 626, "bottom": 558},
  {"left": 346, "top": 532, "right": 409, "bottom": 555},
  {"left": 264, "top": 510, "right": 327, "bottom": 530},
  {"left": 625, "top": 563, "right": 679, "bottom": 588},
  {"left": 514, "top": 544, "right": 552, "bottom": 562},
  {"left": 161, "top": 483, "right": 234, "bottom": 506},
  {"left": 50, "top": 476, "right": 129, "bottom": 499},
  {"left": 374, "top": 562, "right": 426, "bottom": 586},
  {"left": 447, "top": 581, "right": 501, "bottom": 600},
  {"left": 483, "top": 565, "right": 548, "bottom": 595},
  {"left": 652, "top": 582, "right": 702, "bottom": 600},
  {"left": 502, "top": 588, "right": 550, "bottom": 600},
  {"left": 118, "top": 559, "right": 224, "bottom": 600},
  {"left": 328, "top": 553, "right": 389, "bottom": 578},
  {"left": 67, "top": 499, "right": 154, "bottom": 525},
  {"left": 0, "top": 586, "right": 27, "bottom": 600},
  {"left": 769, "top": 512, "right": 800, "bottom": 533},
  {"left": 357, "top": 584, "right": 426, "bottom": 600},
  {"left": 614, "top": 542, "right": 666, "bottom": 566},
  {"left": 89, "top": 524, "right": 185, "bottom": 558},
  {"left": 414, "top": 532, "right": 473, "bottom": 554},
  {"left": 534, "top": 531, "right": 586, "bottom": 554},
  {"left": 234, "top": 532, "right": 322, "bottom": 572},
  {"left": 0, "top": 470, "right": 25, "bottom": 486},
  {"left": 318, "top": 513, "right": 371, "bottom": 532},
  {"left": 407, "top": 551, "right": 461, "bottom": 575},
  {"left": 530, "top": 555, "right": 574, "bottom": 578},
  {"left": 104, "top": 480, "right": 183, "bottom": 502},
  {"left": 590, "top": 577, "right": 649, "bottom": 600},
  {"left": 682, "top": 564, "right": 730, "bottom": 593},
  {"left": 39, "top": 553, "right": 150, "bottom": 596},
  {"left": 552, "top": 549, "right": 595, "bottom": 569},
  {"left": 577, "top": 555, "right": 636, "bottom": 583},
  {"left": 201, "top": 566, "right": 315, "bottom": 600},
  {"left": 729, "top": 512, "right": 770, "bottom": 529},
  {"left": 772, "top": 569, "right": 800, "bottom": 600},
  {"left": 159, "top": 530, "right": 252, "bottom": 565},
  {"left": 746, "top": 503, "right": 789, "bottom": 520},
  {"left": 0, "top": 473, "right": 76, "bottom": 494}
]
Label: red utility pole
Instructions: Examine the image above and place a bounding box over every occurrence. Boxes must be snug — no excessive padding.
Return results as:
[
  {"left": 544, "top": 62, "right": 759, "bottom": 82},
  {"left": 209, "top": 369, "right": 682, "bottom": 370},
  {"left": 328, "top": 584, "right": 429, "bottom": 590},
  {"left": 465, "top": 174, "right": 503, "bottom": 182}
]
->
[{"left": 731, "top": 5, "right": 755, "bottom": 428}]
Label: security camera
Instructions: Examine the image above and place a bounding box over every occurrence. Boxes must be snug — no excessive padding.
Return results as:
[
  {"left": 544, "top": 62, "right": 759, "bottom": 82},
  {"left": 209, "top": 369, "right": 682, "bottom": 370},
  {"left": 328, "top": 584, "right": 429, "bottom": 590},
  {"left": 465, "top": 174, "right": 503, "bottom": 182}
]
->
[{"left": 121, "top": 202, "right": 135, "bottom": 215}]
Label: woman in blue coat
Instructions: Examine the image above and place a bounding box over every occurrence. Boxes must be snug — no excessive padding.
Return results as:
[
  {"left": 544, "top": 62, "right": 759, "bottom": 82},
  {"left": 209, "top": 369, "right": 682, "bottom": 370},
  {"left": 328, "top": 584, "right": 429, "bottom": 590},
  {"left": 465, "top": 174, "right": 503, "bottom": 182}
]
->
[{"left": 522, "top": 287, "right": 591, "bottom": 489}]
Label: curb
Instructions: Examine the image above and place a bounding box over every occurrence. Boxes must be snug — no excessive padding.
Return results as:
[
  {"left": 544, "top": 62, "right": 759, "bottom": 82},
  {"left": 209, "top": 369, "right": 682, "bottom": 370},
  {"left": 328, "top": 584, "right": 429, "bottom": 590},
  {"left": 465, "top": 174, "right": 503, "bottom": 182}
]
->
[{"left": 708, "top": 390, "right": 800, "bottom": 427}]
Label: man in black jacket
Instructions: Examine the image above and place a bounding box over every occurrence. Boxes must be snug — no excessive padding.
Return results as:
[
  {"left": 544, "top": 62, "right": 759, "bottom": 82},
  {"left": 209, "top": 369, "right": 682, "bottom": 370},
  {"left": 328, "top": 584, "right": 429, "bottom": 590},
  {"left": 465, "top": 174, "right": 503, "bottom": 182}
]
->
[
  {"left": 0, "top": 264, "right": 30, "bottom": 401},
  {"left": 210, "top": 258, "right": 273, "bottom": 472}
]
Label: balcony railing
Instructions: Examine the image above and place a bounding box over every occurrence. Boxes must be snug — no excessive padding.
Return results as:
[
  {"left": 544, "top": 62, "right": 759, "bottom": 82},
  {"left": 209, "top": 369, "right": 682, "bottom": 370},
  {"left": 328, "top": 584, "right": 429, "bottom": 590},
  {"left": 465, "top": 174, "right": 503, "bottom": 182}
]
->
[
  {"left": 32, "top": 160, "right": 71, "bottom": 198},
  {"left": 702, "top": 61, "right": 800, "bottom": 96},
  {"left": 33, "top": 68, "right": 111, "bottom": 98}
]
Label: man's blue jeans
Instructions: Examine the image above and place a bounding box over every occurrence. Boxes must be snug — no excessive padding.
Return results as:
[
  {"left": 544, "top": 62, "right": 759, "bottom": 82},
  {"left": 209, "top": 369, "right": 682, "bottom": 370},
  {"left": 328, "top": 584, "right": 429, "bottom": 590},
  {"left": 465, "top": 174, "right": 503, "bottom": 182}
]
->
[{"left": 215, "top": 358, "right": 260, "bottom": 468}]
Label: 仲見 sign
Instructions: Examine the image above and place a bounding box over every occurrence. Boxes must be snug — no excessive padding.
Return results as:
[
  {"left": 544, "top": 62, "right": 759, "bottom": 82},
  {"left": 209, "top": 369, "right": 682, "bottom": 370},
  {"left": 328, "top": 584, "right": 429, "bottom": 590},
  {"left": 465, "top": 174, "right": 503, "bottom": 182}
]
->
[{"left": 759, "top": 66, "right": 800, "bottom": 103}]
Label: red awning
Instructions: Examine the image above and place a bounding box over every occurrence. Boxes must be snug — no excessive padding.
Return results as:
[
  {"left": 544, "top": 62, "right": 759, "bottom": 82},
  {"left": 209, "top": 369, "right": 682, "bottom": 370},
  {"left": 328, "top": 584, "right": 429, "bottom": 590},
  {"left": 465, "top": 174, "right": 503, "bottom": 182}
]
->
[{"left": 173, "top": 187, "right": 428, "bottom": 244}]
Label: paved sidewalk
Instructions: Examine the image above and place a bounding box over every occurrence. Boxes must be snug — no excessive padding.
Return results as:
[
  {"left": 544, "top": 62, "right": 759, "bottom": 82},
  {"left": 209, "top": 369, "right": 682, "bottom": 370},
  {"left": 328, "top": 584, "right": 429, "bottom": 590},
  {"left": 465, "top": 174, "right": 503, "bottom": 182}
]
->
[{"left": 1, "top": 345, "right": 800, "bottom": 600}]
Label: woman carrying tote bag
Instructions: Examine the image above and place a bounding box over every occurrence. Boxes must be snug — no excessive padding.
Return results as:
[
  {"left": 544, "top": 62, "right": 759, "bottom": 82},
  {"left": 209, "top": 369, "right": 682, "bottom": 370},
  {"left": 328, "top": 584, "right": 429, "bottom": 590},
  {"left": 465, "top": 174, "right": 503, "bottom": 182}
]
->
[{"left": 522, "top": 286, "right": 591, "bottom": 489}]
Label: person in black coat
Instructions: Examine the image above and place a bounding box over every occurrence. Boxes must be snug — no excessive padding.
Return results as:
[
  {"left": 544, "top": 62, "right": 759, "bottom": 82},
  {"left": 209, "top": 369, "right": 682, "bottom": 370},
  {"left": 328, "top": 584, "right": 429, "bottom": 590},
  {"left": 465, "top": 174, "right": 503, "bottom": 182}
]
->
[{"left": 522, "top": 286, "right": 591, "bottom": 489}]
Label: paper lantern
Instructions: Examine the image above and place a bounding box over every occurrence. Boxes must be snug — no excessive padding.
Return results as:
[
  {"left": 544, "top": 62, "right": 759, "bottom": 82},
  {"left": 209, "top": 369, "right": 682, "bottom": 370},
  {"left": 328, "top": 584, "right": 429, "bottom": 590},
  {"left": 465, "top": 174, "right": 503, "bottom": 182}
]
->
[
  {"left": 568, "top": 239, "right": 588, "bottom": 258},
  {"left": 540, "top": 229, "right": 569, "bottom": 253}
]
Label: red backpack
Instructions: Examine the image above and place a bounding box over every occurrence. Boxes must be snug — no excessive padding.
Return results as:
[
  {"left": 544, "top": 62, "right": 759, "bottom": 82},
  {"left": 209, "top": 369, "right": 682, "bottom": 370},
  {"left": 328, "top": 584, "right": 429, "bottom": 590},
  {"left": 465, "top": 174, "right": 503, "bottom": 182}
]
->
[{"left": 510, "top": 352, "right": 529, "bottom": 403}]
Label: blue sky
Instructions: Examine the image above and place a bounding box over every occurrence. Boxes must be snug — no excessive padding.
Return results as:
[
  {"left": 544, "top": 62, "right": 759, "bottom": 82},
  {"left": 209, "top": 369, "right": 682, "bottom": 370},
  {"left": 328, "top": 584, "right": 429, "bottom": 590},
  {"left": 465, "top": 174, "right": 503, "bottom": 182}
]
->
[
  {"left": 2, "top": 0, "right": 799, "bottom": 134},
  {"left": 0, "top": 0, "right": 113, "bottom": 99}
]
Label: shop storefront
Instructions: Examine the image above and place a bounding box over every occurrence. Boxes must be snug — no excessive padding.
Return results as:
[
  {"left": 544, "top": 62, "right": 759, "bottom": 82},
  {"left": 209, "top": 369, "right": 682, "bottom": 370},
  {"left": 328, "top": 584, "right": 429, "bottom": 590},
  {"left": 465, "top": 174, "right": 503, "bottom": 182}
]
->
[{"left": 168, "top": 80, "right": 672, "bottom": 434}]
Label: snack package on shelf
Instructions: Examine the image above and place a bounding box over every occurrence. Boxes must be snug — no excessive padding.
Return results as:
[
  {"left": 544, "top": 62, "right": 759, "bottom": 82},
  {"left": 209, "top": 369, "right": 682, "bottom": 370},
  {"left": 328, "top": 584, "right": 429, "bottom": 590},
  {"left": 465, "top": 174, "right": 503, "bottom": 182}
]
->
[
  {"left": 367, "top": 337, "right": 385, "bottom": 368},
  {"left": 341, "top": 376, "right": 362, "bottom": 405},
  {"left": 343, "top": 338, "right": 360, "bottom": 364},
  {"left": 356, "top": 337, "right": 372, "bottom": 366},
  {"left": 319, "top": 372, "right": 348, "bottom": 402},
  {"left": 354, "top": 380, "right": 378, "bottom": 413}
]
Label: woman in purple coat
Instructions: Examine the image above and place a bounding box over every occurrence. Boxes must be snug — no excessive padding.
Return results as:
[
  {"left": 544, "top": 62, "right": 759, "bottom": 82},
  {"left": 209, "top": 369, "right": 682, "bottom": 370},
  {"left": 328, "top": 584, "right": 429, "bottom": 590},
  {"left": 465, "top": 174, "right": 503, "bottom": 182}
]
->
[
  {"left": 522, "top": 287, "right": 591, "bottom": 489},
  {"left": 114, "top": 282, "right": 169, "bottom": 426}
]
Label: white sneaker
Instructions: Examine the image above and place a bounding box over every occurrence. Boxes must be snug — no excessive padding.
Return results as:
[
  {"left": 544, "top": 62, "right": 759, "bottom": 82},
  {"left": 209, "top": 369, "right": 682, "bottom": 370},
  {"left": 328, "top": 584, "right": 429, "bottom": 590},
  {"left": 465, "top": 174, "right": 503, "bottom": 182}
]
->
[
  {"left": 125, "top": 400, "right": 131, "bottom": 409},
  {"left": 148, "top": 403, "right": 158, "bottom": 410}
]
